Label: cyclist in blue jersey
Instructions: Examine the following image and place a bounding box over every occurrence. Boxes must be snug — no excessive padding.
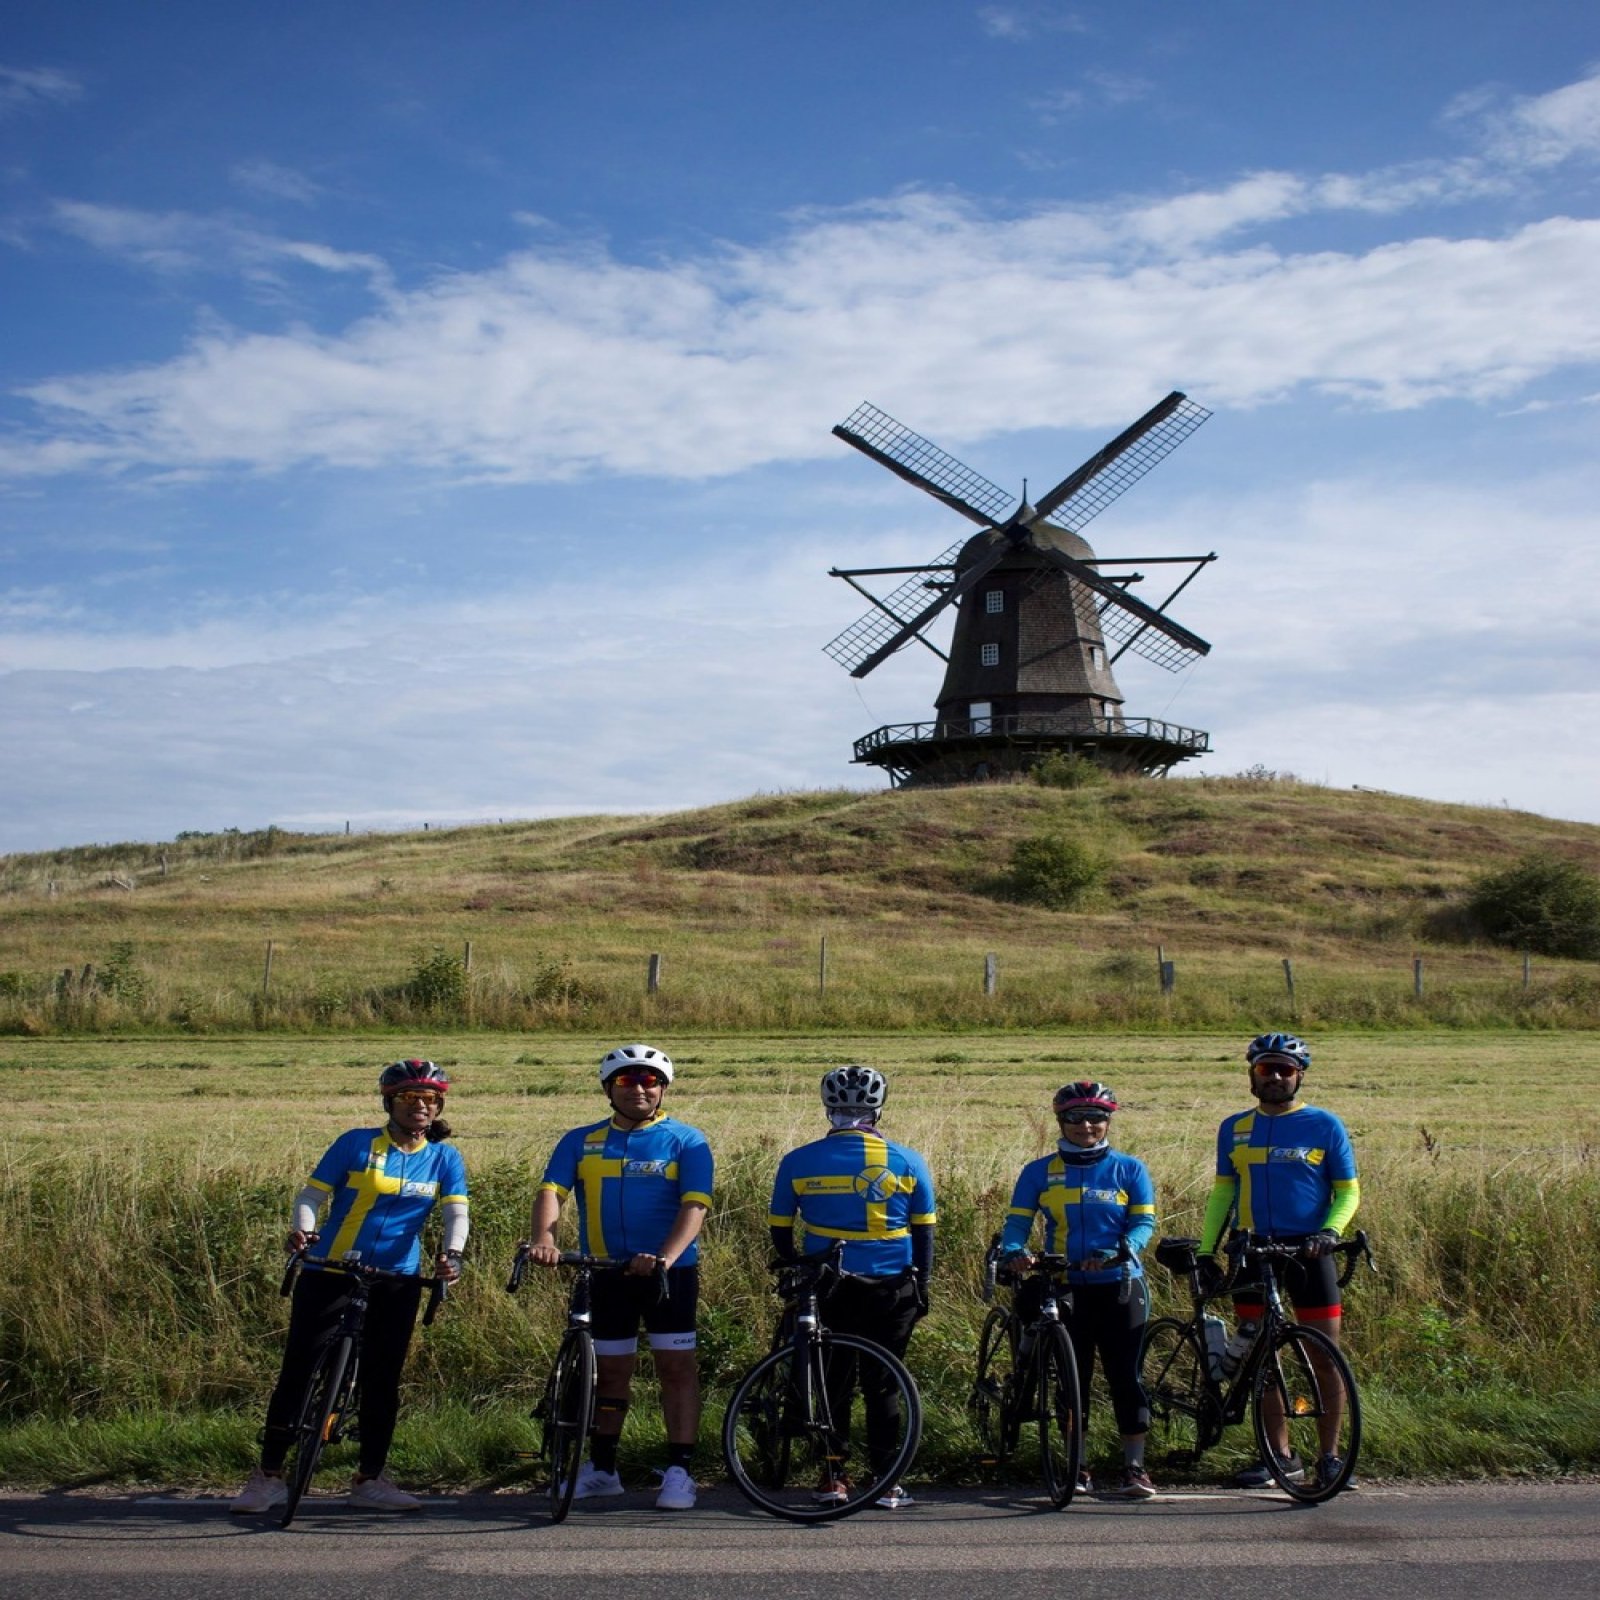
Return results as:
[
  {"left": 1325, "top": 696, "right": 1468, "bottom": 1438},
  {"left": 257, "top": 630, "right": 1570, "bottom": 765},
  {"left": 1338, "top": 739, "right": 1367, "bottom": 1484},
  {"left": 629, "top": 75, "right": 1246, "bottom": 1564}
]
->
[
  {"left": 768, "top": 1065, "right": 936, "bottom": 1510},
  {"left": 527, "top": 1044, "right": 713, "bottom": 1511},
  {"left": 998, "top": 1080, "right": 1158, "bottom": 1499},
  {"left": 1198, "top": 1032, "right": 1361, "bottom": 1490},
  {"left": 231, "top": 1059, "right": 469, "bottom": 1516}
]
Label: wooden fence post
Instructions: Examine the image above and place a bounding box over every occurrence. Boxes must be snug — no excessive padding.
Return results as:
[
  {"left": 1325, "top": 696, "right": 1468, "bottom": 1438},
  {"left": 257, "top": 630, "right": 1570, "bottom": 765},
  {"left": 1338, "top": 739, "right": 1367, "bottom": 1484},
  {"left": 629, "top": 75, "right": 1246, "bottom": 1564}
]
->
[
  {"left": 984, "top": 953, "right": 998, "bottom": 996},
  {"left": 261, "top": 940, "right": 274, "bottom": 996},
  {"left": 1282, "top": 957, "right": 1295, "bottom": 1011},
  {"left": 1413, "top": 956, "right": 1424, "bottom": 998},
  {"left": 462, "top": 940, "right": 472, "bottom": 973},
  {"left": 647, "top": 953, "right": 662, "bottom": 996},
  {"left": 1522, "top": 950, "right": 1531, "bottom": 990},
  {"left": 818, "top": 936, "right": 827, "bottom": 995}
]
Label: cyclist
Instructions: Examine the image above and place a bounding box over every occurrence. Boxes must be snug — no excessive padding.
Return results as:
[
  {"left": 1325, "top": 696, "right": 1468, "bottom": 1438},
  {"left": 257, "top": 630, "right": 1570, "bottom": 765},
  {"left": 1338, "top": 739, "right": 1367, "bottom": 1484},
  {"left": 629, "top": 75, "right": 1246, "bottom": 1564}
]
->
[
  {"left": 767, "top": 1064, "right": 936, "bottom": 1510},
  {"left": 1198, "top": 1032, "right": 1361, "bottom": 1489},
  {"left": 230, "top": 1059, "right": 468, "bottom": 1515},
  {"left": 527, "top": 1043, "right": 713, "bottom": 1511},
  {"left": 997, "top": 1080, "right": 1158, "bottom": 1499}
]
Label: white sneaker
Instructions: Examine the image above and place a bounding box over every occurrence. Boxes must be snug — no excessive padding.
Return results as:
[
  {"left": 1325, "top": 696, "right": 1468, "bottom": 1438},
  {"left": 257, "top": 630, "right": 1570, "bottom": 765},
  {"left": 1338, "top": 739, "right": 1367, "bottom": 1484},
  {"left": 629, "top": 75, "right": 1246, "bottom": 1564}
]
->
[
  {"left": 229, "top": 1469, "right": 287, "bottom": 1515},
  {"left": 348, "top": 1474, "right": 423, "bottom": 1511},
  {"left": 571, "top": 1461, "right": 626, "bottom": 1499},
  {"left": 654, "top": 1465, "right": 697, "bottom": 1510},
  {"left": 874, "top": 1483, "right": 914, "bottom": 1509}
]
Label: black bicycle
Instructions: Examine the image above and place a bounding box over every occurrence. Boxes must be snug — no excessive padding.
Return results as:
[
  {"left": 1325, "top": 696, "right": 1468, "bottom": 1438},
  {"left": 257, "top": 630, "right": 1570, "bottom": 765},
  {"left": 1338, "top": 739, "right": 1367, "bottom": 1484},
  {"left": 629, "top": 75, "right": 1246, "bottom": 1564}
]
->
[
  {"left": 507, "top": 1246, "right": 660, "bottom": 1523},
  {"left": 1141, "top": 1231, "right": 1373, "bottom": 1503},
  {"left": 722, "top": 1244, "right": 922, "bottom": 1523},
  {"left": 968, "top": 1242, "right": 1088, "bottom": 1509},
  {"left": 277, "top": 1249, "right": 447, "bottom": 1528}
]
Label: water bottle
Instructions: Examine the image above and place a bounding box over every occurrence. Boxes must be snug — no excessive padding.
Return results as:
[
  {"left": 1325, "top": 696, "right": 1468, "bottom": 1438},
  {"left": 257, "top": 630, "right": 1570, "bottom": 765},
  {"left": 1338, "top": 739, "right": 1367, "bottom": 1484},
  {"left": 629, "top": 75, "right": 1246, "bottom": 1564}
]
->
[
  {"left": 1220, "top": 1318, "right": 1258, "bottom": 1376},
  {"left": 1201, "top": 1314, "right": 1229, "bottom": 1381}
]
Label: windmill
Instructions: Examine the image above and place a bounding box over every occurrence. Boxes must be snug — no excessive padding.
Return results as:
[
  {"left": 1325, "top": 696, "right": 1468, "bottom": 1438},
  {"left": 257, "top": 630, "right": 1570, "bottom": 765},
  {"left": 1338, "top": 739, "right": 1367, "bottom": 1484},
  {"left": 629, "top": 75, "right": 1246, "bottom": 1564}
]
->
[{"left": 824, "top": 392, "right": 1217, "bottom": 787}]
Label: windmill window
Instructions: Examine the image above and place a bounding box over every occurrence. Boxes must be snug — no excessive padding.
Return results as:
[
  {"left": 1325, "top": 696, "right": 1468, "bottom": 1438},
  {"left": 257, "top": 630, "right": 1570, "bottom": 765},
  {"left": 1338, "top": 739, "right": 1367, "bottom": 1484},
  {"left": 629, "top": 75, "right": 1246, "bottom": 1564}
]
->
[
  {"left": 1090, "top": 645, "right": 1105, "bottom": 668},
  {"left": 980, "top": 643, "right": 1000, "bottom": 667},
  {"left": 970, "top": 701, "right": 992, "bottom": 733},
  {"left": 985, "top": 589, "right": 1004, "bottom": 614}
]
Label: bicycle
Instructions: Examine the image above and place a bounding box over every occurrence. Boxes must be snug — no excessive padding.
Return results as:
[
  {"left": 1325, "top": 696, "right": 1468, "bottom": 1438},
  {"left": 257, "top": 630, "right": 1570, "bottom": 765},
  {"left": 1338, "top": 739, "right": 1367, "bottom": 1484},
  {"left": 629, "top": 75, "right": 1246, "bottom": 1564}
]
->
[
  {"left": 506, "top": 1245, "right": 664, "bottom": 1523},
  {"left": 722, "top": 1242, "right": 923, "bottom": 1523},
  {"left": 968, "top": 1241, "right": 1095, "bottom": 1510},
  {"left": 277, "top": 1249, "right": 447, "bottom": 1529},
  {"left": 1141, "top": 1230, "right": 1374, "bottom": 1503}
]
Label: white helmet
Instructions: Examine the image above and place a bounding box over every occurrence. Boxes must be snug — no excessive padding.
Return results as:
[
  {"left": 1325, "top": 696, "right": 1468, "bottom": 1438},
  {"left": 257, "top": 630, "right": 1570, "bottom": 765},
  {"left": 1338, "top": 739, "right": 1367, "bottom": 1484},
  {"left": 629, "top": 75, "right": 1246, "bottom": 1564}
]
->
[
  {"left": 599, "top": 1043, "right": 674, "bottom": 1086},
  {"left": 820, "top": 1064, "right": 887, "bottom": 1112}
]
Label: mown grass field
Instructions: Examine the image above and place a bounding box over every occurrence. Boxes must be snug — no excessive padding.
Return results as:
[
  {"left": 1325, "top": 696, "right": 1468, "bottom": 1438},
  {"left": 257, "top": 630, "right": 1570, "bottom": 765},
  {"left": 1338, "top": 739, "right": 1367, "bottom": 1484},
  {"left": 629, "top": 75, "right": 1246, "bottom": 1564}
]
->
[{"left": 8, "top": 1029, "right": 1599, "bottom": 1489}]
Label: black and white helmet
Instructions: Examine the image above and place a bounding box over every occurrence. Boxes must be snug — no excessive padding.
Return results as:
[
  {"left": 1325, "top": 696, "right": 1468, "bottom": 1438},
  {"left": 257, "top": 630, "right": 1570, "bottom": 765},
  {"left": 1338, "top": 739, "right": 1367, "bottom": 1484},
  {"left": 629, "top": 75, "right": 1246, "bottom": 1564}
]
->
[
  {"left": 598, "top": 1043, "right": 674, "bottom": 1086},
  {"left": 820, "top": 1064, "right": 888, "bottom": 1112}
]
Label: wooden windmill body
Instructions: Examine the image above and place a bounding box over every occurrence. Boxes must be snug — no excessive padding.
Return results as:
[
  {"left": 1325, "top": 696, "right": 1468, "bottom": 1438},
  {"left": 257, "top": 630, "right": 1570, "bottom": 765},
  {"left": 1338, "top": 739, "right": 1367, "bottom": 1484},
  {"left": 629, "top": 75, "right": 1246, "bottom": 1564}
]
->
[{"left": 825, "top": 394, "right": 1217, "bottom": 786}]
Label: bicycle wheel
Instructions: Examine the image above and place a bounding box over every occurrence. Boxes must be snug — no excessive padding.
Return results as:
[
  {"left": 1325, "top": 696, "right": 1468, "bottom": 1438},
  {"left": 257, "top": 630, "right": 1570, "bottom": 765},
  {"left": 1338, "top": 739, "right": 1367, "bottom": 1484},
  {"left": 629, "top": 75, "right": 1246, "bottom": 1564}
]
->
[
  {"left": 723, "top": 1334, "right": 921, "bottom": 1522},
  {"left": 1251, "top": 1323, "right": 1361, "bottom": 1503},
  {"left": 1035, "top": 1323, "right": 1084, "bottom": 1510},
  {"left": 969, "top": 1306, "right": 1019, "bottom": 1466},
  {"left": 1141, "top": 1317, "right": 1223, "bottom": 1464},
  {"left": 280, "top": 1337, "right": 352, "bottom": 1528},
  {"left": 542, "top": 1329, "right": 596, "bottom": 1523}
]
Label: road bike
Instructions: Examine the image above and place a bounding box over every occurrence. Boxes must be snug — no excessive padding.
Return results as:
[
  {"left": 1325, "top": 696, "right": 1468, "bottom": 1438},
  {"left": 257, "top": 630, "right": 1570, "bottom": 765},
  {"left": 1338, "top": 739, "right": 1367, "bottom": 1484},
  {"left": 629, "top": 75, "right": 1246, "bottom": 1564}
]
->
[
  {"left": 507, "top": 1246, "right": 663, "bottom": 1522},
  {"left": 1141, "top": 1230, "right": 1373, "bottom": 1503},
  {"left": 277, "top": 1249, "right": 447, "bottom": 1528},
  {"left": 968, "top": 1242, "right": 1092, "bottom": 1510},
  {"left": 722, "top": 1243, "right": 922, "bottom": 1523}
]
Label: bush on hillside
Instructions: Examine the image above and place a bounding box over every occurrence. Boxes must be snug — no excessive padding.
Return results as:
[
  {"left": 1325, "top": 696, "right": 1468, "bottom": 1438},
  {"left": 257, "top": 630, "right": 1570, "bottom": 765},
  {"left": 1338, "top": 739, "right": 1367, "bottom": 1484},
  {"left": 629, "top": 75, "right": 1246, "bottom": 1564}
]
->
[
  {"left": 1466, "top": 852, "right": 1600, "bottom": 960},
  {"left": 1008, "top": 831, "right": 1105, "bottom": 909},
  {"left": 1031, "top": 751, "right": 1106, "bottom": 790}
]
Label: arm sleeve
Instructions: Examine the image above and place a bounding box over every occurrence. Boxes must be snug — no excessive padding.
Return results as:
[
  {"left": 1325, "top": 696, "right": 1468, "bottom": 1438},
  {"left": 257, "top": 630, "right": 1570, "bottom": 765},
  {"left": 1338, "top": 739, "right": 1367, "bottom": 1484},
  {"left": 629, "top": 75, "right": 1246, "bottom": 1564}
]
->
[
  {"left": 438, "top": 1199, "right": 469, "bottom": 1254},
  {"left": 1123, "top": 1161, "right": 1157, "bottom": 1258},
  {"left": 1199, "top": 1175, "right": 1237, "bottom": 1256},
  {"left": 1323, "top": 1178, "right": 1360, "bottom": 1236},
  {"left": 291, "top": 1184, "right": 326, "bottom": 1236},
  {"left": 911, "top": 1221, "right": 934, "bottom": 1286},
  {"left": 770, "top": 1225, "right": 798, "bottom": 1261},
  {"left": 998, "top": 1164, "right": 1040, "bottom": 1255}
]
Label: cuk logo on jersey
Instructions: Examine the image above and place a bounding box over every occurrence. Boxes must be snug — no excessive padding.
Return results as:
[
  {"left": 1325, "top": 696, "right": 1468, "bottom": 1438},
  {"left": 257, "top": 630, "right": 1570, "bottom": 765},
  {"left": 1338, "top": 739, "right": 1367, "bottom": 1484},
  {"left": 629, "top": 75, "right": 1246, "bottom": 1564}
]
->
[
  {"left": 1267, "top": 1146, "right": 1323, "bottom": 1165},
  {"left": 624, "top": 1158, "right": 669, "bottom": 1177},
  {"left": 852, "top": 1164, "right": 898, "bottom": 1202},
  {"left": 399, "top": 1179, "right": 439, "bottom": 1199},
  {"left": 1083, "top": 1187, "right": 1123, "bottom": 1204}
]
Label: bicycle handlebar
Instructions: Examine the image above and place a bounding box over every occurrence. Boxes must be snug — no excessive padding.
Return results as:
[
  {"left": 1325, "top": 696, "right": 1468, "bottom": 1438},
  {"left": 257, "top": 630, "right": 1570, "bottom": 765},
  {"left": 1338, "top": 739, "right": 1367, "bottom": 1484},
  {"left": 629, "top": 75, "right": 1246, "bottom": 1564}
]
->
[
  {"left": 505, "top": 1242, "right": 667, "bottom": 1301},
  {"left": 280, "top": 1248, "right": 450, "bottom": 1324}
]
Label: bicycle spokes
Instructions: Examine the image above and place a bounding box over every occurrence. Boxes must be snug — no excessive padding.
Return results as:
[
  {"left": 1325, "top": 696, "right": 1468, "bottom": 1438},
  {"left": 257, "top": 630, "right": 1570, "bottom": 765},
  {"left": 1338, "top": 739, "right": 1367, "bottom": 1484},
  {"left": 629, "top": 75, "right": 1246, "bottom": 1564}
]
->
[{"left": 1252, "top": 1326, "right": 1361, "bottom": 1503}]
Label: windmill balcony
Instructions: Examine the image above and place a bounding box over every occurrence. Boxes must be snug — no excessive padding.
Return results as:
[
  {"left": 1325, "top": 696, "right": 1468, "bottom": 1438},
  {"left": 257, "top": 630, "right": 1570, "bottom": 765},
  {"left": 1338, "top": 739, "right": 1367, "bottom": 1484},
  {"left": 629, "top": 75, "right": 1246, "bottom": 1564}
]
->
[{"left": 850, "top": 712, "right": 1211, "bottom": 786}]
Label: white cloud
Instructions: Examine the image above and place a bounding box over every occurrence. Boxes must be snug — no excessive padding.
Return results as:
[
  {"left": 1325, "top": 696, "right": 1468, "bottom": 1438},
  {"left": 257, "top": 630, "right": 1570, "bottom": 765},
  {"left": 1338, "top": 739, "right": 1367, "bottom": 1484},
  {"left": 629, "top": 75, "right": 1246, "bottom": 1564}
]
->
[
  {"left": 0, "top": 65, "right": 82, "bottom": 118},
  {"left": 231, "top": 160, "right": 324, "bottom": 205},
  {"left": 1457, "top": 66, "right": 1600, "bottom": 168}
]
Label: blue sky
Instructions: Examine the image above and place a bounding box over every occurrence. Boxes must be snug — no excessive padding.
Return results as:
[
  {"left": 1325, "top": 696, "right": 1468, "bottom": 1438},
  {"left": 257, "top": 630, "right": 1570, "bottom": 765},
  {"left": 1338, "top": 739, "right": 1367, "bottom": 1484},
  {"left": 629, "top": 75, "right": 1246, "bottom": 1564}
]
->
[{"left": 3, "top": 1, "right": 1599, "bottom": 851}]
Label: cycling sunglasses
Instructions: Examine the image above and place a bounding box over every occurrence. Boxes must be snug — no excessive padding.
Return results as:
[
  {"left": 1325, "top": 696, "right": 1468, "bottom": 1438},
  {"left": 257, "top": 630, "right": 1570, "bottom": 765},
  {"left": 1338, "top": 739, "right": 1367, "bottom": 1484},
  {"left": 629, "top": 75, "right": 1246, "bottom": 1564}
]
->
[
  {"left": 608, "top": 1070, "right": 667, "bottom": 1089},
  {"left": 1056, "top": 1108, "right": 1111, "bottom": 1124},
  {"left": 1251, "top": 1059, "right": 1303, "bottom": 1078},
  {"left": 390, "top": 1089, "right": 443, "bottom": 1107}
]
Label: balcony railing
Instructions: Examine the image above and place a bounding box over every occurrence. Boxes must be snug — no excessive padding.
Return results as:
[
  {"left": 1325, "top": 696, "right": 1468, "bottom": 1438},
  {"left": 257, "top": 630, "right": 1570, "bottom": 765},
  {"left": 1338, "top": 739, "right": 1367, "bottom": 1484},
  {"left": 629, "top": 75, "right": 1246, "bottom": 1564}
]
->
[{"left": 853, "top": 713, "right": 1210, "bottom": 762}]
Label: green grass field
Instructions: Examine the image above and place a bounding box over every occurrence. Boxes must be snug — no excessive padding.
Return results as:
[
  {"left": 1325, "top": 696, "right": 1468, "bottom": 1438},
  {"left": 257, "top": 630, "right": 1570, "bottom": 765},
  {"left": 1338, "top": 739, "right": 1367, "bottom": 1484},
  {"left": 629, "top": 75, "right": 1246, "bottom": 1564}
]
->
[{"left": 8, "top": 1029, "right": 1599, "bottom": 1489}]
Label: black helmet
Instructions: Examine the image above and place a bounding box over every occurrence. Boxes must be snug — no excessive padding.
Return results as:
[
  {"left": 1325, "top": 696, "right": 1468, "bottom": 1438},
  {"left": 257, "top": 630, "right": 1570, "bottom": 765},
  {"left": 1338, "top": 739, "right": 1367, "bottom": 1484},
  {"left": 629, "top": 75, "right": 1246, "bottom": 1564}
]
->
[{"left": 379, "top": 1059, "right": 451, "bottom": 1096}]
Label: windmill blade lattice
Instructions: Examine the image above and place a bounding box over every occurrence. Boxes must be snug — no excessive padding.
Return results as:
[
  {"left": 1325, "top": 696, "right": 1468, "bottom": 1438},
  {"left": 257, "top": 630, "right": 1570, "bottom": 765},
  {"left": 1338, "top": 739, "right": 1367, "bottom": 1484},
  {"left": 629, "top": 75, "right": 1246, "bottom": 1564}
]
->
[
  {"left": 834, "top": 403, "right": 1017, "bottom": 528},
  {"left": 1036, "top": 394, "right": 1211, "bottom": 534},
  {"left": 821, "top": 535, "right": 968, "bottom": 672},
  {"left": 1075, "top": 579, "right": 1197, "bottom": 671}
]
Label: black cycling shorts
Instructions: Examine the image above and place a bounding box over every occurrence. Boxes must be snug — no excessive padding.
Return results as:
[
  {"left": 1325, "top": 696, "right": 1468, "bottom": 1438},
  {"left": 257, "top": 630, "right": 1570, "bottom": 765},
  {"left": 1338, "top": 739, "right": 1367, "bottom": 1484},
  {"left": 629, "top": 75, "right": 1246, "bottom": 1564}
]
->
[
  {"left": 591, "top": 1263, "right": 699, "bottom": 1354},
  {"left": 1232, "top": 1239, "right": 1341, "bottom": 1323}
]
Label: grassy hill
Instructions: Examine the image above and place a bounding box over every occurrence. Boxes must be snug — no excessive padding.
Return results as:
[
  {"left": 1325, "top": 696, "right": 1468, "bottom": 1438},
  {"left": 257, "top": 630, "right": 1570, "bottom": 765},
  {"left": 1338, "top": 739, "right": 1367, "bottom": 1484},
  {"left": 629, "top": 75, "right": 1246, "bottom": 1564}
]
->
[{"left": 2, "top": 773, "right": 1597, "bottom": 1034}]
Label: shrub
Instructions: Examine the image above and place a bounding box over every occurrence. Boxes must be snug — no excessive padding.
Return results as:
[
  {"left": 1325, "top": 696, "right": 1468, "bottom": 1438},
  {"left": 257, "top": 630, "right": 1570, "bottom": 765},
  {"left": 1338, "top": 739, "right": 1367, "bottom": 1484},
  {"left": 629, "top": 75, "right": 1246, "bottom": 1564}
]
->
[
  {"left": 1466, "top": 852, "right": 1600, "bottom": 960},
  {"left": 98, "top": 941, "right": 149, "bottom": 1006},
  {"left": 404, "top": 948, "right": 469, "bottom": 1013},
  {"left": 1031, "top": 752, "right": 1106, "bottom": 790},
  {"left": 1008, "top": 831, "right": 1104, "bottom": 909}
]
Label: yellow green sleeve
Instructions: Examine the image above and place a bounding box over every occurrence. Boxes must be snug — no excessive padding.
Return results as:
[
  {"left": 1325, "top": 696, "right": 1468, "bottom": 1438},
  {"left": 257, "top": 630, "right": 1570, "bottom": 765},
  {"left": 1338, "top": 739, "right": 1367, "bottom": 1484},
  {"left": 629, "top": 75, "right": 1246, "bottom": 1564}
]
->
[{"left": 1199, "top": 1175, "right": 1236, "bottom": 1255}]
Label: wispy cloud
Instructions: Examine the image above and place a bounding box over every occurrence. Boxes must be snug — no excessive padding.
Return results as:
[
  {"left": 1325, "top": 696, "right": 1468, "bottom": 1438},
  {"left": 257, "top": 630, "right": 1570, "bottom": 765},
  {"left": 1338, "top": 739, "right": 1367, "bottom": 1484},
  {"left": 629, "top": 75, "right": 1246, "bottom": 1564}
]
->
[
  {"left": 0, "top": 64, "right": 83, "bottom": 119},
  {"left": 1451, "top": 67, "right": 1600, "bottom": 167},
  {"left": 977, "top": 5, "right": 1090, "bottom": 42},
  {"left": 230, "top": 159, "right": 325, "bottom": 205}
]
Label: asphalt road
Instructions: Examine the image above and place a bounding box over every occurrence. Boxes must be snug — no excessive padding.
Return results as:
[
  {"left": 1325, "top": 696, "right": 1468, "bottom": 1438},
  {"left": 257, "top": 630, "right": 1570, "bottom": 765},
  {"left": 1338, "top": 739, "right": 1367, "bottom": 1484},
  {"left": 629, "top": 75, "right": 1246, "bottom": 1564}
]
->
[{"left": 3, "top": 1482, "right": 1596, "bottom": 1600}]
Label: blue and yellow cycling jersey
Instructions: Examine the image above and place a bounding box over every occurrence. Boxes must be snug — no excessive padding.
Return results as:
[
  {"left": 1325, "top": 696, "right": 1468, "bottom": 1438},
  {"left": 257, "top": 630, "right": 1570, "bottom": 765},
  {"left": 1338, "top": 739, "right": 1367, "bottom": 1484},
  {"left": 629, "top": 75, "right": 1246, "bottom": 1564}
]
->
[
  {"left": 768, "top": 1128, "right": 936, "bottom": 1277},
  {"left": 539, "top": 1113, "right": 714, "bottom": 1264},
  {"left": 998, "top": 1147, "right": 1156, "bottom": 1283},
  {"left": 306, "top": 1127, "right": 469, "bottom": 1274},
  {"left": 1202, "top": 1104, "right": 1359, "bottom": 1249}
]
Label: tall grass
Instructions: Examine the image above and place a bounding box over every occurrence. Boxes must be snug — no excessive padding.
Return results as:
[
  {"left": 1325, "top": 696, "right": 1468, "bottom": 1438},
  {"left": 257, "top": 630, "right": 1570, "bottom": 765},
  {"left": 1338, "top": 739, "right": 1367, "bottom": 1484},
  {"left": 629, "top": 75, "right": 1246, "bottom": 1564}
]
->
[{"left": 7, "top": 1032, "right": 1599, "bottom": 1484}]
